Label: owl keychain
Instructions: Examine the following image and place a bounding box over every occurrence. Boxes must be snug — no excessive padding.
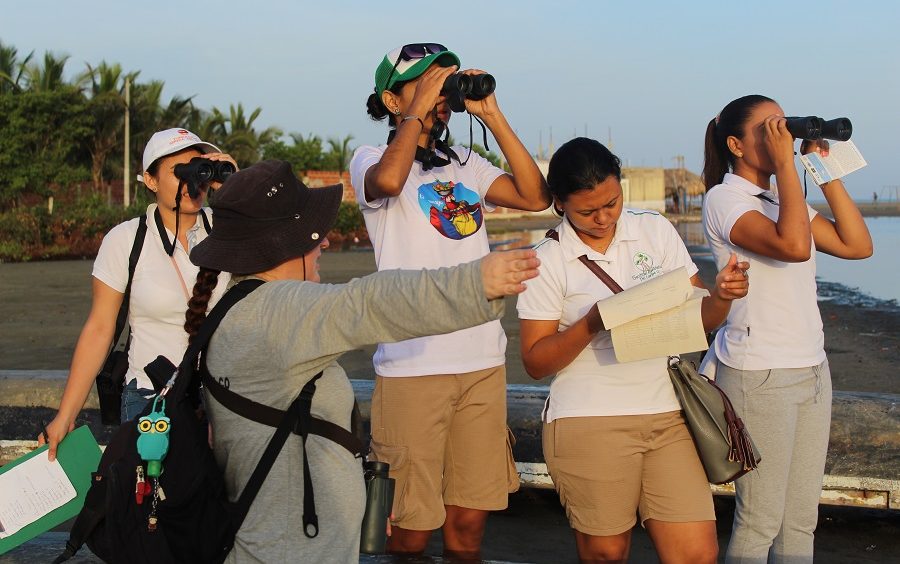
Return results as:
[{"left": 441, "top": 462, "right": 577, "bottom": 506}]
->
[{"left": 137, "top": 395, "right": 170, "bottom": 531}]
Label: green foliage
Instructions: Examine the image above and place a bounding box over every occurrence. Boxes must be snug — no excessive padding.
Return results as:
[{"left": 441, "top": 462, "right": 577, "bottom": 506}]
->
[
  {"left": 332, "top": 201, "right": 365, "bottom": 235},
  {"left": 321, "top": 135, "right": 355, "bottom": 174},
  {"left": 0, "top": 87, "right": 93, "bottom": 208},
  {"left": 471, "top": 144, "right": 502, "bottom": 168},
  {"left": 0, "top": 193, "right": 138, "bottom": 261},
  {"left": 262, "top": 133, "right": 324, "bottom": 172},
  {"left": 0, "top": 38, "right": 372, "bottom": 259}
]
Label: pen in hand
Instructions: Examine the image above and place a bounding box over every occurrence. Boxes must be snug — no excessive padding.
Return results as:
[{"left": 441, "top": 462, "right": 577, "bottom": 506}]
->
[{"left": 40, "top": 419, "right": 50, "bottom": 445}]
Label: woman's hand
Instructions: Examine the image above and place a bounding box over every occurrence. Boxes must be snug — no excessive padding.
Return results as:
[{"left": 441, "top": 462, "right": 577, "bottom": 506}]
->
[
  {"left": 481, "top": 249, "right": 540, "bottom": 300},
  {"left": 37, "top": 414, "right": 75, "bottom": 462},
  {"left": 713, "top": 253, "right": 750, "bottom": 301},
  {"left": 800, "top": 139, "right": 829, "bottom": 158},
  {"left": 201, "top": 152, "right": 239, "bottom": 190},
  {"left": 763, "top": 115, "right": 795, "bottom": 171},
  {"left": 408, "top": 65, "right": 458, "bottom": 119},
  {"left": 462, "top": 68, "right": 501, "bottom": 119}
]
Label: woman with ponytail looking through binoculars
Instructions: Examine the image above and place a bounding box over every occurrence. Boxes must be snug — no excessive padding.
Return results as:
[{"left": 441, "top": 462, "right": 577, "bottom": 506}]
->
[
  {"left": 701, "top": 95, "right": 872, "bottom": 563},
  {"left": 349, "top": 43, "right": 550, "bottom": 559}
]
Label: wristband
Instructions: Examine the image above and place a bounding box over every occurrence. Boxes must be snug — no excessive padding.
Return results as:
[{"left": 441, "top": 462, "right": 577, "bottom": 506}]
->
[{"left": 402, "top": 114, "right": 425, "bottom": 130}]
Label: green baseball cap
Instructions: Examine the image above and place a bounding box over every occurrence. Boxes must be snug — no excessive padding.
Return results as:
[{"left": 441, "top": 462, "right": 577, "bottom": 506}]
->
[{"left": 374, "top": 43, "right": 461, "bottom": 98}]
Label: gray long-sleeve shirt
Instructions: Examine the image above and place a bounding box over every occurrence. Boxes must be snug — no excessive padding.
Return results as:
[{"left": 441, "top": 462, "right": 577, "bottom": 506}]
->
[{"left": 203, "top": 261, "right": 503, "bottom": 563}]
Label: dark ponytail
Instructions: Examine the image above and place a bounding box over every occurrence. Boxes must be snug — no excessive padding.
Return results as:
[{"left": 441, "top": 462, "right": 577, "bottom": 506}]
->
[
  {"left": 365, "top": 82, "right": 407, "bottom": 126},
  {"left": 366, "top": 92, "right": 391, "bottom": 121},
  {"left": 185, "top": 267, "right": 221, "bottom": 344},
  {"left": 702, "top": 94, "right": 775, "bottom": 191}
]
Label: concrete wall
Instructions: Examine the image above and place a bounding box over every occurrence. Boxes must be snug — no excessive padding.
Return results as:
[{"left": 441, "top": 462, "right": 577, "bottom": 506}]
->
[{"left": 622, "top": 167, "right": 665, "bottom": 212}]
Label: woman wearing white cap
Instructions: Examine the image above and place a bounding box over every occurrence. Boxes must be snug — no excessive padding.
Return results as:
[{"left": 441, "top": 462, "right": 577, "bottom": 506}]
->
[
  {"left": 350, "top": 43, "right": 551, "bottom": 559},
  {"left": 39, "top": 128, "right": 237, "bottom": 459}
]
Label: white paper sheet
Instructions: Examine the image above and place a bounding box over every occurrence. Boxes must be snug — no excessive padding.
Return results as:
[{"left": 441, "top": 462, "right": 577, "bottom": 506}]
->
[
  {"left": 798, "top": 140, "right": 867, "bottom": 184},
  {"left": 0, "top": 450, "right": 77, "bottom": 539},
  {"left": 611, "top": 288, "right": 710, "bottom": 363},
  {"left": 595, "top": 267, "right": 693, "bottom": 329}
]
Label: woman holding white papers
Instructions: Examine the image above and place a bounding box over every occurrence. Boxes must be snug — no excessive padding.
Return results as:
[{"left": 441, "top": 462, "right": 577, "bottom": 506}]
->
[
  {"left": 702, "top": 95, "right": 872, "bottom": 563},
  {"left": 517, "top": 137, "right": 749, "bottom": 564}
]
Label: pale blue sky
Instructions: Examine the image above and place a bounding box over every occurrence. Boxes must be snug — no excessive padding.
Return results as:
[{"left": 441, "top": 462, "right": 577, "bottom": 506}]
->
[{"left": 3, "top": 1, "right": 898, "bottom": 200}]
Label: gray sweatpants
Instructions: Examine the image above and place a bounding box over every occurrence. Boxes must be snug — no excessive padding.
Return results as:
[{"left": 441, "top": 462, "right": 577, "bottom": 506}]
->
[{"left": 716, "top": 360, "right": 832, "bottom": 564}]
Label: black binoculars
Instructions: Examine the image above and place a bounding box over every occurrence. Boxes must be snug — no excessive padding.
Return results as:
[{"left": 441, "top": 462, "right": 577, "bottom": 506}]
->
[
  {"left": 173, "top": 157, "right": 236, "bottom": 198},
  {"left": 359, "top": 460, "right": 395, "bottom": 554},
  {"left": 784, "top": 116, "right": 852, "bottom": 141},
  {"left": 442, "top": 73, "right": 496, "bottom": 113}
]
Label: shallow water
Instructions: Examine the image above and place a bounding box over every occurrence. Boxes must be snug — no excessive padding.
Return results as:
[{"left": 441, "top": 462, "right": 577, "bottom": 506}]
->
[{"left": 480, "top": 216, "right": 900, "bottom": 306}]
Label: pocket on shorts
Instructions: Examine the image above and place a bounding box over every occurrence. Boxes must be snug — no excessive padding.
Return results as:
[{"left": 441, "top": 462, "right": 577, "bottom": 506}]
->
[
  {"left": 505, "top": 427, "right": 520, "bottom": 493},
  {"left": 742, "top": 368, "right": 773, "bottom": 395},
  {"left": 370, "top": 442, "right": 410, "bottom": 522}
]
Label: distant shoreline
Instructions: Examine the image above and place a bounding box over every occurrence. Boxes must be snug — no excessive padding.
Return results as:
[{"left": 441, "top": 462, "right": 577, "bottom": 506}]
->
[{"left": 485, "top": 202, "right": 900, "bottom": 232}]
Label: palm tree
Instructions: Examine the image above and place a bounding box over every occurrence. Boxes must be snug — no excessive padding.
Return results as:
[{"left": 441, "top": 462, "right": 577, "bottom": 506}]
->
[
  {"left": 325, "top": 134, "right": 355, "bottom": 178},
  {"left": 0, "top": 40, "right": 33, "bottom": 94},
  {"left": 80, "top": 61, "right": 140, "bottom": 195},
  {"left": 129, "top": 80, "right": 195, "bottom": 173},
  {"left": 208, "top": 103, "right": 282, "bottom": 167},
  {"left": 22, "top": 52, "right": 74, "bottom": 92}
]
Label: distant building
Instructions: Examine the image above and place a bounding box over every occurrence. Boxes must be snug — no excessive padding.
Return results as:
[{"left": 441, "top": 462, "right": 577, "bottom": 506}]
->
[
  {"left": 302, "top": 170, "right": 355, "bottom": 202},
  {"left": 621, "top": 167, "right": 665, "bottom": 212}
]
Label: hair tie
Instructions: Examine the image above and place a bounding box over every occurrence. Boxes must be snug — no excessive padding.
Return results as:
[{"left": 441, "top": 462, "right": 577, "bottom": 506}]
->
[{"left": 714, "top": 113, "right": 721, "bottom": 126}]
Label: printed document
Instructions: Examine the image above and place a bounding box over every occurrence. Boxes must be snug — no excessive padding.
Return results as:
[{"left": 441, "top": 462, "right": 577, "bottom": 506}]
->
[
  {"left": 593, "top": 267, "right": 710, "bottom": 362},
  {"left": 611, "top": 287, "right": 709, "bottom": 363},
  {"left": 595, "top": 267, "right": 694, "bottom": 329},
  {"left": 0, "top": 451, "right": 76, "bottom": 538},
  {"left": 798, "top": 140, "right": 867, "bottom": 184}
]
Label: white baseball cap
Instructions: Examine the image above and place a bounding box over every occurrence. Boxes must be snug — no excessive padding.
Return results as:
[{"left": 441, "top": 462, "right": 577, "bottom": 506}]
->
[{"left": 141, "top": 128, "right": 221, "bottom": 173}]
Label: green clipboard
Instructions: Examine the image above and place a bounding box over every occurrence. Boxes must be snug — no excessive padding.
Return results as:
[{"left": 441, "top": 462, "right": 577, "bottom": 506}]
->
[{"left": 0, "top": 425, "right": 102, "bottom": 555}]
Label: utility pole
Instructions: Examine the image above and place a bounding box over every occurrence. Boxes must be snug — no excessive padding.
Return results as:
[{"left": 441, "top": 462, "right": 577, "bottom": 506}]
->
[{"left": 123, "top": 76, "right": 131, "bottom": 208}]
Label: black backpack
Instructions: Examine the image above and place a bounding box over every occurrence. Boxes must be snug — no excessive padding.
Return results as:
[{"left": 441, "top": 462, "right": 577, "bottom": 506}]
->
[{"left": 55, "top": 279, "right": 364, "bottom": 563}]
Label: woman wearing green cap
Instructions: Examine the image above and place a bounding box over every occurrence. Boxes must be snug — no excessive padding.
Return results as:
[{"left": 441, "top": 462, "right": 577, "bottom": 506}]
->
[{"left": 349, "top": 43, "right": 551, "bottom": 559}]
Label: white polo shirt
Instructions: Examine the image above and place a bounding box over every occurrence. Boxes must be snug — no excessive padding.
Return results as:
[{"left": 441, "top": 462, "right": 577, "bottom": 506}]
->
[
  {"left": 92, "top": 204, "right": 230, "bottom": 390},
  {"left": 516, "top": 210, "right": 697, "bottom": 421},
  {"left": 350, "top": 144, "right": 506, "bottom": 377},
  {"left": 702, "top": 173, "right": 824, "bottom": 371}
]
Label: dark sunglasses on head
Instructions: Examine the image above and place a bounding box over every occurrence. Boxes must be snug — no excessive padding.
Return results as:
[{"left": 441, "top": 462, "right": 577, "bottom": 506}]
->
[{"left": 382, "top": 43, "right": 448, "bottom": 93}]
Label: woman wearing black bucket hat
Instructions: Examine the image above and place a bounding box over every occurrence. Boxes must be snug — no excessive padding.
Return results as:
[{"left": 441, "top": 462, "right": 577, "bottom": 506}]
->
[
  {"left": 349, "top": 43, "right": 551, "bottom": 559},
  {"left": 185, "top": 159, "right": 541, "bottom": 563}
]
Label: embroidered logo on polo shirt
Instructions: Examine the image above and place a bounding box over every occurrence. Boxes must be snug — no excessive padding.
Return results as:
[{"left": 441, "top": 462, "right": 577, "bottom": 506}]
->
[
  {"left": 632, "top": 251, "right": 662, "bottom": 281},
  {"left": 417, "top": 180, "right": 483, "bottom": 240}
]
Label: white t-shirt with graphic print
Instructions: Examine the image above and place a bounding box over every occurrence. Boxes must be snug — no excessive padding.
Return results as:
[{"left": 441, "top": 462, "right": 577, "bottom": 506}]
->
[
  {"left": 516, "top": 210, "right": 698, "bottom": 421},
  {"left": 350, "top": 144, "right": 506, "bottom": 377}
]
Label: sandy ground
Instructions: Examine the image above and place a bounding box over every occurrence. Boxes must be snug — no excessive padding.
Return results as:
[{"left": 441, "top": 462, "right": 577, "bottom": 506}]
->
[
  {"left": 1, "top": 249, "right": 898, "bottom": 394},
  {"left": 1, "top": 234, "right": 898, "bottom": 563}
]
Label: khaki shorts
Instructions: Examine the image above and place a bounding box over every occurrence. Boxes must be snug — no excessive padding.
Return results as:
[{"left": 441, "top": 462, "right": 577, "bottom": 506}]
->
[
  {"left": 370, "top": 366, "right": 519, "bottom": 530},
  {"left": 543, "top": 411, "right": 714, "bottom": 537}
]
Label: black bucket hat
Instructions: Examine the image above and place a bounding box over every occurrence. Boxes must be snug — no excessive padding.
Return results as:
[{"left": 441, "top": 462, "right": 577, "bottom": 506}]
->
[{"left": 190, "top": 160, "right": 343, "bottom": 274}]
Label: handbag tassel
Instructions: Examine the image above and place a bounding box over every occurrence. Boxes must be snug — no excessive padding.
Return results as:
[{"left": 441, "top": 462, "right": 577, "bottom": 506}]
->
[{"left": 720, "top": 388, "right": 760, "bottom": 471}]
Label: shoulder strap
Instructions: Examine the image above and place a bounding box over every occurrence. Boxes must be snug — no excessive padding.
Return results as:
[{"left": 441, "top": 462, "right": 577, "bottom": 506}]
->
[
  {"left": 545, "top": 228, "right": 624, "bottom": 294},
  {"left": 199, "top": 208, "right": 212, "bottom": 233},
  {"left": 202, "top": 373, "right": 364, "bottom": 457},
  {"left": 228, "top": 372, "right": 324, "bottom": 539},
  {"left": 754, "top": 192, "right": 778, "bottom": 205},
  {"left": 170, "top": 279, "right": 265, "bottom": 402},
  {"left": 111, "top": 215, "right": 148, "bottom": 349}
]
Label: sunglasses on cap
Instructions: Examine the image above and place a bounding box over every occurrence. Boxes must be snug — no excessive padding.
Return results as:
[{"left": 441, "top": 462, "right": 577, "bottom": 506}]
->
[{"left": 382, "top": 43, "right": 449, "bottom": 93}]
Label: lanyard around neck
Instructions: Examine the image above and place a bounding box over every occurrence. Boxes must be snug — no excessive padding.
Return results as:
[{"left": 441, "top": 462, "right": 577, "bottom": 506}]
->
[{"left": 153, "top": 207, "right": 210, "bottom": 301}]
